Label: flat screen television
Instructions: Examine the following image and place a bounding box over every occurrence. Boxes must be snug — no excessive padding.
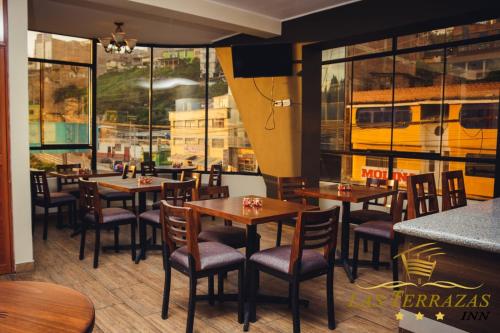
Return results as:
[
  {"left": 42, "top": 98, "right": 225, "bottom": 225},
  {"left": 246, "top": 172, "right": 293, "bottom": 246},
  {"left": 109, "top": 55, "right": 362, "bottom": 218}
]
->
[{"left": 231, "top": 43, "right": 293, "bottom": 78}]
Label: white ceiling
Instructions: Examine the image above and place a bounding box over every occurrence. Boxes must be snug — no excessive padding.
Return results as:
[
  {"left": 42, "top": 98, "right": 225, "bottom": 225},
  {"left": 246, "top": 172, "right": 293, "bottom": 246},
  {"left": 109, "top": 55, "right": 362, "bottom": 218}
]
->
[
  {"left": 28, "top": 0, "right": 359, "bottom": 45},
  {"left": 208, "top": 0, "right": 358, "bottom": 21}
]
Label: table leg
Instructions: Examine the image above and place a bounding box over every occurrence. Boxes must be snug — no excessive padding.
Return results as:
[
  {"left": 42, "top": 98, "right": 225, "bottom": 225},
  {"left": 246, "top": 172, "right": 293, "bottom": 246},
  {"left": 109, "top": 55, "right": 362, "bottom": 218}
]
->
[
  {"left": 334, "top": 201, "right": 354, "bottom": 282},
  {"left": 138, "top": 192, "right": 147, "bottom": 213},
  {"left": 172, "top": 171, "right": 179, "bottom": 180}
]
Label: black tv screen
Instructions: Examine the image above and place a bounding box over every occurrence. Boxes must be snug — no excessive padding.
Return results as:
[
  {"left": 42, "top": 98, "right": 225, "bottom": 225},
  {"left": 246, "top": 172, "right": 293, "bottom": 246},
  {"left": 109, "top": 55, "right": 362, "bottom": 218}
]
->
[{"left": 232, "top": 43, "right": 293, "bottom": 78}]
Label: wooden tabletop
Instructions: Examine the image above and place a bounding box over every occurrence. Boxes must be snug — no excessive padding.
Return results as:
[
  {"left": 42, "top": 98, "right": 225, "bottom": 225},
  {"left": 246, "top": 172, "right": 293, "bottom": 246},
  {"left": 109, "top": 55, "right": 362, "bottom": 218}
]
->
[
  {"left": 155, "top": 166, "right": 198, "bottom": 173},
  {"left": 95, "top": 176, "right": 177, "bottom": 193},
  {"left": 49, "top": 170, "right": 120, "bottom": 179},
  {"left": 185, "top": 196, "right": 315, "bottom": 225},
  {"left": 0, "top": 281, "right": 95, "bottom": 333},
  {"left": 295, "top": 184, "right": 397, "bottom": 203}
]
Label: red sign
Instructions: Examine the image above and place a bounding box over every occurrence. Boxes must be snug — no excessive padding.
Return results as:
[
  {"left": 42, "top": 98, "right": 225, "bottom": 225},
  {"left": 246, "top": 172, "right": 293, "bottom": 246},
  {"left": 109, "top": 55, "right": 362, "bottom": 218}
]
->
[{"left": 361, "top": 167, "right": 418, "bottom": 183}]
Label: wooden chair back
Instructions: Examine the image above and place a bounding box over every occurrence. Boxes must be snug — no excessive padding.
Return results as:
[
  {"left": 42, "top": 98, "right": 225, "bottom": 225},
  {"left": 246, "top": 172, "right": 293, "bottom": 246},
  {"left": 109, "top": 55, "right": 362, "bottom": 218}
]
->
[
  {"left": 196, "top": 185, "right": 232, "bottom": 226},
  {"left": 363, "top": 178, "right": 399, "bottom": 215},
  {"left": 141, "top": 161, "right": 157, "bottom": 176},
  {"left": 277, "top": 177, "right": 307, "bottom": 205},
  {"left": 441, "top": 170, "right": 467, "bottom": 211},
  {"left": 406, "top": 173, "right": 439, "bottom": 219},
  {"left": 208, "top": 164, "right": 223, "bottom": 186},
  {"left": 161, "top": 180, "right": 196, "bottom": 207},
  {"left": 289, "top": 206, "right": 340, "bottom": 274},
  {"left": 30, "top": 170, "right": 50, "bottom": 203},
  {"left": 78, "top": 179, "right": 102, "bottom": 223},
  {"left": 55, "top": 163, "right": 81, "bottom": 190},
  {"left": 159, "top": 201, "right": 201, "bottom": 271}
]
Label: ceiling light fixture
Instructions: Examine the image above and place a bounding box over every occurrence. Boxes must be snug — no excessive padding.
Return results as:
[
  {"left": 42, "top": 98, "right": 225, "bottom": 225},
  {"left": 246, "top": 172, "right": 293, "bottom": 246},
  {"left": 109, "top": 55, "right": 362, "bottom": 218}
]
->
[{"left": 99, "top": 22, "right": 137, "bottom": 54}]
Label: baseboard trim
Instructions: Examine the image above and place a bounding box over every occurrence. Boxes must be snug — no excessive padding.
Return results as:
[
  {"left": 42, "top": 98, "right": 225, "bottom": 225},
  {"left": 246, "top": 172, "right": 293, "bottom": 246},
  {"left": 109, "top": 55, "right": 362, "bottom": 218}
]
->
[{"left": 15, "top": 261, "right": 35, "bottom": 273}]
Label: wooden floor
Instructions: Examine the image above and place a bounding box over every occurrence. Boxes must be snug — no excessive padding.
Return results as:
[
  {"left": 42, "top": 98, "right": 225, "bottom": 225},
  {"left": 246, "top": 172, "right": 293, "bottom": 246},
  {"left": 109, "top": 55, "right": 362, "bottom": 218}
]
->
[{"left": 2, "top": 213, "right": 398, "bottom": 333}]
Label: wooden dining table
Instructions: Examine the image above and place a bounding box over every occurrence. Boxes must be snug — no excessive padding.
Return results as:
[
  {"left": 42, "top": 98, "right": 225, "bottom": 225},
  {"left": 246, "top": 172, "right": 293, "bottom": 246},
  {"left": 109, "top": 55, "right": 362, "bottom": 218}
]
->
[
  {"left": 95, "top": 176, "right": 178, "bottom": 213},
  {"left": 295, "top": 184, "right": 397, "bottom": 282},
  {"left": 185, "top": 196, "right": 315, "bottom": 331},
  {"left": 155, "top": 165, "right": 198, "bottom": 180},
  {"left": 0, "top": 281, "right": 95, "bottom": 333},
  {"left": 49, "top": 169, "right": 120, "bottom": 180}
]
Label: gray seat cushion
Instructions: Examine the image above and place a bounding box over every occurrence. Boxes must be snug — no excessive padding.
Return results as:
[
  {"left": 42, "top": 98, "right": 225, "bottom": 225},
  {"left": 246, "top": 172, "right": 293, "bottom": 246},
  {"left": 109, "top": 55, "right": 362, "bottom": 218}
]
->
[
  {"left": 349, "top": 209, "right": 392, "bottom": 224},
  {"left": 354, "top": 221, "right": 393, "bottom": 239},
  {"left": 139, "top": 209, "right": 160, "bottom": 225},
  {"left": 100, "top": 189, "right": 134, "bottom": 200},
  {"left": 84, "top": 207, "right": 136, "bottom": 224},
  {"left": 250, "top": 245, "right": 328, "bottom": 275},
  {"left": 170, "top": 241, "right": 245, "bottom": 271},
  {"left": 35, "top": 192, "right": 77, "bottom": 205},
  {"left": 198, "top": 225, "right": 248, "bottom": 249}
]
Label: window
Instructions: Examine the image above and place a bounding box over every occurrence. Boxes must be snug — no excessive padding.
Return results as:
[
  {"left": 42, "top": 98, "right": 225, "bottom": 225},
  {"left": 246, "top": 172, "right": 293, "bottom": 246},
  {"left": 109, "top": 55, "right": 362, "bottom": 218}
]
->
[
  {"left": 465, "top": 154, "right": 496, "bottom": 178},
  {"left": 207, "top": 49, "right": 258, "bottom": 172},
  {"left": 28, "top": 31, "right": 92, "bottom": 172},
  {"left": 96, "top": 46, "right": 150, "bottom": 170},
  {"left": 355, "top": 107, "right": 411, "bottom": 128},
  {"left": 212, "top": 138, "right": 224, "bottom": 148},
  {"left": 421, "top": 104, "right": 449, "bottom": 121},
  {"left": 459, "top": 103, "right": 498, "bottom": 129}
]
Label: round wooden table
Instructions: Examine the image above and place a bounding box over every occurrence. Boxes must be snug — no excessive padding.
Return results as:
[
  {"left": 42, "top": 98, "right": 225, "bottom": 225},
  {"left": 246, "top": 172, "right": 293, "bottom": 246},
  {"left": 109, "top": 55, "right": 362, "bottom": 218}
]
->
[
  {"left": 155, "top": 165, "right": 198, "bottom": 179},
  {"left": 0, "top": 281, "right": 95, "bottom": 333}
]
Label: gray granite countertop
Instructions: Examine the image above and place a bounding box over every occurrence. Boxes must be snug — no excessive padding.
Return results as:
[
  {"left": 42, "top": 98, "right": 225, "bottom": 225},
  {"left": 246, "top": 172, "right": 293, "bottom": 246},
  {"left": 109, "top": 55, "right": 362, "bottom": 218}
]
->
[{"left": 393, "top": 198, "right": 500, "bottom": 253}]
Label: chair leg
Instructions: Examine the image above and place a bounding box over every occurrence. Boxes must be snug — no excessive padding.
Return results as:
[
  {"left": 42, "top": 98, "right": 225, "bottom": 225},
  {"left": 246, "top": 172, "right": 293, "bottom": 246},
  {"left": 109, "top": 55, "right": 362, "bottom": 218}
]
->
[
  {"left": 56, "top": 206, "right": 63, "bottom": 228},
  {"left": 327, "top": 268, "right": 335, "bottom": 329},
  {"left": 391, "top": 239, "right": 399, "bottom": 284},
  {"left": 132, "top": 197, "right": 136, "bottom": 215},
  {"left": 186, "top": 276, "right": 197, "bottom": 333},
  {"left": 288, "top": 283, "right": 293, "bottom": 309},
  {"left": 352, "top": 233, "right": 360, "bottom": 281},
  {"left": 43, "top": 207, "right": 49, "bottom": 240},
  {"left": 161, "top": 263, "right": 172, "bottom": 319},
  {"left": 79, "top": 225, "right": 87, "bottom": 260},
  {"left": 218, "top": 272, "right": 224, "bottom": 303},
  {"left": 363, "top": 239, "right": 368, "bottom": 253},
  {"left": 130, "top": 222, "right": 137, "bottom": 262},
  {"left": 249, "top": 262, "right": 257, "bottom": 323},
  {"left": 291, "top": 278, "right": 301, "bottom": 333},
  {"left": 152, "top": 227, "right": 157, "bottom": 245},
  {"left": 122, "top": 200, "right": 127, "bottom": 209},
  {"left": 107, "top": 200, "right": 111, "bottom": 208},
  {"left": 276, "top": 221, "right": 283, "bottom": 247},
  {"left": 238, "top": 264, "right": 244, "bottom": 324},
  {"left": 93, "top": 225, "right": 101, "bottom": 269},
  {"left": 139, "top": 220, "right": 147, "bottom": 261},
  {"left": 372, "top": 242, "right": 380, "bottom": 270},
  {"left": 114, "top": 226, "right": 120, "bottom": 253},
  {"left": 208, "top": 274, "right": 215, "bottom": 306}
]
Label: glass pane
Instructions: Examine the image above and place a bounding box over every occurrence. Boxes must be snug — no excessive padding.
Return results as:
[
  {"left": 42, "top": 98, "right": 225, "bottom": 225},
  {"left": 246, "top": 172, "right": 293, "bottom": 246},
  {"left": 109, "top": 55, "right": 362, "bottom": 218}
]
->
[
  {"left": 442, "top": 41, "right": 500, "bottom": 158},
  {"left": 347, "top": 39, "right": 392, "bottom": 57},
  {"left": 96, "top": 46, "right": 150, "bottom": 171},
  {"left": 351, "top": 155, "right": 389, "bottom": 184},
  {"left": 28, "top": 31, "right": 92, "bottom": 63},
  {"left": 41, "top": 64, "right": 90, "bottom": 145},
  {"left": 322, "top": 47, "right": 346, "bottom": 62},
  {"left": 152, "top": 47, "right": 206, "bottom": 169},
  {"left": 351, "top": 56, "right": 393, "bottom": 151},
  {"left": 209, "top": 49, "right": 258, "bottom": 172},
  {"left": 321, "top": 62, "right": 351, "bottom": 151},
  {"left": 30, "top": 149, "right": 92, "bottom": 172},
  {"left": 447, "top": 19, "right": 500, "bottom": 42},
  {"left": 392, "top": 51, "right": 444, "bottom": 153},
  {"left": 29, "top": 62, "right": 41, "bottom": 147},
  {"left": 398, "top": 29, "right": 447, "bottom": 49},
  {"left": 392, "top": 158, "right": 438, "bottom": 190}
]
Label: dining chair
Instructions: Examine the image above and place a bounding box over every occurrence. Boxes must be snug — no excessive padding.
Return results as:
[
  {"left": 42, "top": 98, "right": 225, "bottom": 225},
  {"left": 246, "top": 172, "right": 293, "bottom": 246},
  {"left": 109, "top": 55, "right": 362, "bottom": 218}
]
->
[
  {"left": 351, "top": 191, "right": 407, "bottom": 282},
  {"left": 137, "top": 180, "right": 197, "bottom": 262},
  {"left": 159, "top": 201, "right": 245, "bottom": 333},
  {"left": 140, "top": 161, "right": 158, "bottom": 176},
  {"left": 276, "top": 177, "right": 307, "bottom": 247},
  {"left": 100, "top": 163, "right": 136, "bottom": 212},
  {"left": 55, "top": 163, "right": 81, "bottom": 197},
  {"left": 441, "top": 170, "right": 467, "bottom": 211},
  {"left": 78, "top": 179, "right": 137, "bottom": 268},
  {"left": 248, "top": 206, "right": 340, "bottom": 333},
  {"left": 208, "top": 163, "right": 223, "bottom": 186},
  {"left": 30, "top": 170, "right": 77, "bottom": 240},
  {"left": 406, "top": 173, "right": 439, "bottom": 219},
  {"left": 196, "top": 185, "right": 260, "bottom": 298}
]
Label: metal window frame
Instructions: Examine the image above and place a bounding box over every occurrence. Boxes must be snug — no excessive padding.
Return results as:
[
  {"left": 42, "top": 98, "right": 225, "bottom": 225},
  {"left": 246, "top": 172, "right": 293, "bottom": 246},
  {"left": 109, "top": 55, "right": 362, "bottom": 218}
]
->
[{"left": 29, "top": 33, "right": 260, "bottom": 175}]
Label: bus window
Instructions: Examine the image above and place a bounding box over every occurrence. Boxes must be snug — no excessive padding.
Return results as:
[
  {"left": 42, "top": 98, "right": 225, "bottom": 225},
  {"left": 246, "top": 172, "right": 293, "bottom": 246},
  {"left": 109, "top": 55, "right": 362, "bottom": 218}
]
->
[
  {"left": 356, "top": 107, "right": 411, "bottom": 128},
  {"left": 421, "top": 104, "right": 449, "bottom": 121},
  {"left": 459, "top": 103, "right": 499, "bottom": 129},
  {"left": 465, "top": 154, "right": 495, "bottom": 178}
]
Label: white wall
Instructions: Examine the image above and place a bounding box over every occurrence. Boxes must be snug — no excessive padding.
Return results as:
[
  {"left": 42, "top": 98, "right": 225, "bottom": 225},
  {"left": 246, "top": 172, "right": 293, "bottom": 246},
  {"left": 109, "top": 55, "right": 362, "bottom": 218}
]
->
[{"left": 8, "top": 0, "right": 33, "bottom": 266}]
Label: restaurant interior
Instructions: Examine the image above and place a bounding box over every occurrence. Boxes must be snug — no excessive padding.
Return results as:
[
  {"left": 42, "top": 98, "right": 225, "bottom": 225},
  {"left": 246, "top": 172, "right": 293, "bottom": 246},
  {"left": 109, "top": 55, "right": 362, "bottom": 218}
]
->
[{"left": 0, "top": 0, "right": 499, "bottom": 332}]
